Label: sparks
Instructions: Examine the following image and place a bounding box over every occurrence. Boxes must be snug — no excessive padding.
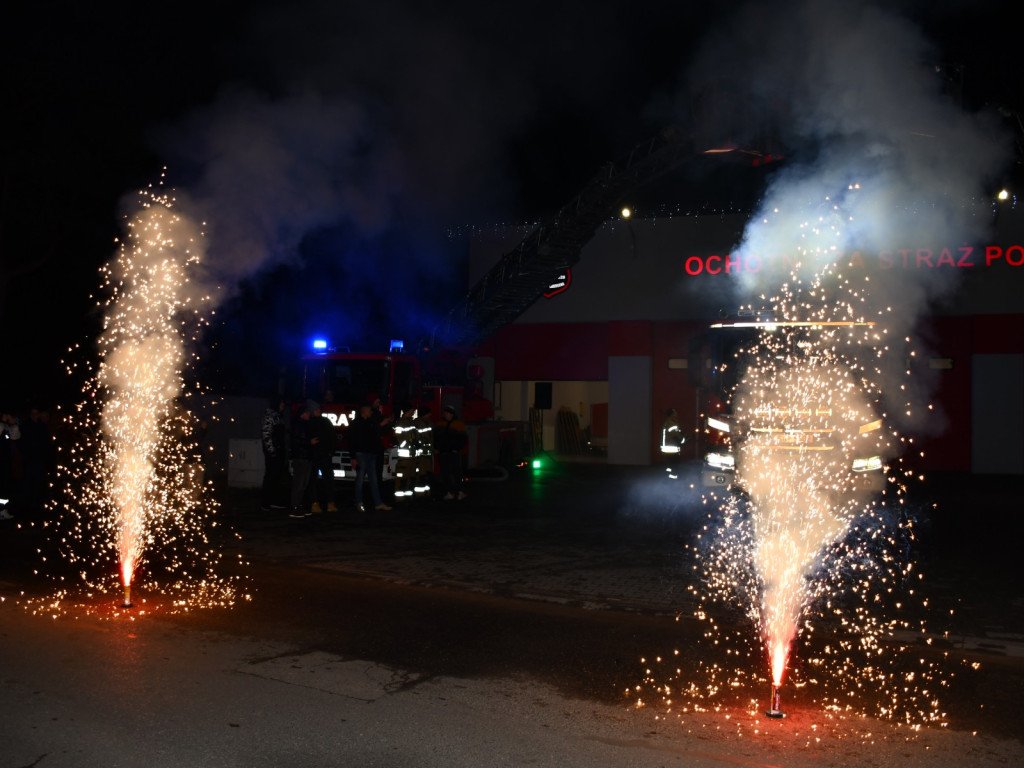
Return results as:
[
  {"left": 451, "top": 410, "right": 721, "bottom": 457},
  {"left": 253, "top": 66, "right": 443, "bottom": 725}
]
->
[
  {"left": 24, "top": 175, "right": 248, "bottom": 617},
  {"left": 638, "top": 189, "right": 975, "bottom": 732}
]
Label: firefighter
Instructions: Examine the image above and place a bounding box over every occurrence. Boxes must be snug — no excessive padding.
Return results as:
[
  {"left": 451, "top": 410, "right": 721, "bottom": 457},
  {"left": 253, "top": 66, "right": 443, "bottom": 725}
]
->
[
  {"left": 661, "top": 408, "right": 683, "bottom": 454},
  {"left": 413, "top": 406, "right": 434, "bottom": 499},
  {"left": 392, "top": 408, "right": 418, "bottom": 502},
  {"left": 661, "top": 407, "right": 685, "bottom": 478}
]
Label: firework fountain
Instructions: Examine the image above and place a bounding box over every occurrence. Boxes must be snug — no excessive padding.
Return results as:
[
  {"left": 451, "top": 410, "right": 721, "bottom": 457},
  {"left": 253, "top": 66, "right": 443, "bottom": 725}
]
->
[
  {"left": 730, "top": 280, "right": 893, "bottom": 719},
  {"left": 634, "top": 186, "right": 970, "bottom": 730},
  {"left": 103, "top": 187, "right": 195, "bottom": 606},
  {"left": 47, "top": 178, "right": 245, "bottom": 615},
  {"left": 632, "top": 0, "right": 1010, "bottom": 733},
  {"left": 707, "top": 175, "right": 924, "bottom": 718}
]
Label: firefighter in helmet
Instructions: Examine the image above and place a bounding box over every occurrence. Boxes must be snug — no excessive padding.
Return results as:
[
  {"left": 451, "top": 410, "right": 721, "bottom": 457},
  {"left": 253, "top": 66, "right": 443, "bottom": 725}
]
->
[
  {"left": 413, "top": 406, "right": 434, "bottom": 499},
  {"left": 392, "top": 407, "right": 418, "bottom": 502},
  {"left": 661, "top": 407, "right": 685, "bottom": 477}
]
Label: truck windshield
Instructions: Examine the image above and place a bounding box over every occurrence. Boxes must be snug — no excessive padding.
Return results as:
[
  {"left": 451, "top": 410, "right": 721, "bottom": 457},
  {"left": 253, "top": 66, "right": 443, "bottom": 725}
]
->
[
  {"left": 698, "top": 320, "right": 877, "bottom": 402},
  {"left": 308, "top": 360, "right": 390, "bottom": 407}
]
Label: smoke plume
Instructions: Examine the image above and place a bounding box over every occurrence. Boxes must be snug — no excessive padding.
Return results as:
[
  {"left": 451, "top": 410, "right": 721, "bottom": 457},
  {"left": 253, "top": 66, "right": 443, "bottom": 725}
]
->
[
  {"left": 140, "top": 0, "right": 684, "bottom": 385},
  {"left": 682, "top": 0, "right": 1012, "bottom": 434}
]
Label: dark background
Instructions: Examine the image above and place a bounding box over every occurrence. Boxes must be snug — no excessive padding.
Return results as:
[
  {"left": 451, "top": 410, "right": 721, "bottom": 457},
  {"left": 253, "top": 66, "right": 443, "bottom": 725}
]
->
[{"left": 2, "top": 0, "right": 1021, "bottom": 408}]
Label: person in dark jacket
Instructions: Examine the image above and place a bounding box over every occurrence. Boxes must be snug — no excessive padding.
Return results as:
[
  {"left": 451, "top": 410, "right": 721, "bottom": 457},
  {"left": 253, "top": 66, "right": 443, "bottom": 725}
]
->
[
  {"left": 0, "top": 411, "right": 19, "bottom": 519},
  {"left": 288, "top": 404, "right": 315, "bottom": 518},
  {"left": 17, "top": 407, "right": 53, "bottom": 514},
  {"left": 348, "top": 403, "right": 391, "bottom": 512},
  {"left": 434, "top": 405, "right": 468, "bottom": 501},
  {"left": 261, "top": 396, "right": 289, "bottom": 511},
  {"left": 310, "top": 402, "right": 338, "bottom": 512}
]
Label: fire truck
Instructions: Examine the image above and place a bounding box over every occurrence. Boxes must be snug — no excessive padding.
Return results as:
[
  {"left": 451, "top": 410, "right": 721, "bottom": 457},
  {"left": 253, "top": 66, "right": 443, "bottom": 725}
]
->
[
  {"left": 288, "top": 339, "right": 522, "bottom": 483},
  {"left": 690, "top": 310, "right": 889, "bottom": 499}
]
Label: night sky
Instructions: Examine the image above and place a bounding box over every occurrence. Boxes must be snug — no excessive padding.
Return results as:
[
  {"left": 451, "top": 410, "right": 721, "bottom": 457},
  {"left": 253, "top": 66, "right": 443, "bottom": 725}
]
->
[{"left": 1, "top": 0, "right": 1020, "bottom": 409}]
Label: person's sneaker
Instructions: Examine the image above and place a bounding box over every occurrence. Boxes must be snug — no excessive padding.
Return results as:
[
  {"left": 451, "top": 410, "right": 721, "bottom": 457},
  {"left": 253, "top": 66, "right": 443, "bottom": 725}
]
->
[
  {"left": 443, "top": 492, "right": 454, "bottom": 501},
  {"left": 327, "top": 503, "right": 339, "bottom": 512},
  {"left": 311, "top": 502, "right": 323, "bottom": 514},
  {"left": 288, "top": 509, "right": 305, "bottom": 519},
  {"left": 457, "top": 491, "right": 468, "bottom": 501},
  {"left": 269, "top": 504, "right": 287, "bottom": 510},
  {"left": 374, "top": 504, "right": 393, "bottom": 511},
  {"left": 0, "top": 509, "right": 13, "bottom": 520}
]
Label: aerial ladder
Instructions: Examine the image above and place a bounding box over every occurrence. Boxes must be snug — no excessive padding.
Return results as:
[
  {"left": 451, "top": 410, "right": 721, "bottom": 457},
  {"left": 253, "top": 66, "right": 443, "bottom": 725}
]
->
[{"left": 434, "top": 125, "right": 778, "bottom": 350}]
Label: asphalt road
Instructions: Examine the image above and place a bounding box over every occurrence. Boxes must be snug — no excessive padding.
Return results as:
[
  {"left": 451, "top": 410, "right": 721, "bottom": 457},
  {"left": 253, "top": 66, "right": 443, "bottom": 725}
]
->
[{"left": 1, "top": 459, "right": 1022, "bottom": 767}]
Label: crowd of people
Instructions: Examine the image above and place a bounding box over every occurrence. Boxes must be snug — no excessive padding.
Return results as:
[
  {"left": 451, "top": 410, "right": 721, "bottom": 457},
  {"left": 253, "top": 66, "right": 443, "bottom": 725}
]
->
[
  {"left": 0, "top": 406, "right": 57, "bottom": 520},
  {"left": 261, "top": 396, "right": 468, "bottom": 519},
  {"left": 0, "top": 394, "right": 472, "bottom": 523}
]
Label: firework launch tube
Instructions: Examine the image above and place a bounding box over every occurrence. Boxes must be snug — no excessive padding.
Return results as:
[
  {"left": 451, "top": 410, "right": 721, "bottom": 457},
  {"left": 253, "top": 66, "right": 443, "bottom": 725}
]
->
[{"left": 766, "top": 683, "right": 785, "bottom": 718}]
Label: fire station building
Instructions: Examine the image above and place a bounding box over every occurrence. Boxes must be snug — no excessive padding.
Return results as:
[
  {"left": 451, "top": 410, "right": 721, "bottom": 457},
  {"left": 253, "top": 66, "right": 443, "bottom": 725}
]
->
[{"left": 468, "top": 205, "right": 1024, "bottom": 476}]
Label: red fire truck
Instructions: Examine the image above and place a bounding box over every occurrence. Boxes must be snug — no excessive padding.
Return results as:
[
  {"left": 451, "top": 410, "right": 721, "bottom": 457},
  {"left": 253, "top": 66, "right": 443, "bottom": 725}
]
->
[{"left": 287, "top": 339, "right": 523, "bottom": 483}]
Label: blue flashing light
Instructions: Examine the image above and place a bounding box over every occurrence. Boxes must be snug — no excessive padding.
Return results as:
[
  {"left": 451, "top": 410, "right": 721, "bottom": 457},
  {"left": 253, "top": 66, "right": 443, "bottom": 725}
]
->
[
  {"left": 390, "top": 339, "right": 404, "bottom": 353},
  {"left": 312, "top": 338, "right": 329, "bottom": 353}
]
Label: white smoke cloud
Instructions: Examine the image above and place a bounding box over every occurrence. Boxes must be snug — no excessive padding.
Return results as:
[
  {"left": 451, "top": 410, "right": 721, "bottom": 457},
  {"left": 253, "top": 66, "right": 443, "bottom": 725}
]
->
[
  {"left": 149, "top": 0, "right": 627, "bottom": 307},
  {"left": 686, "top": 0, "right": 1010, "bottom": 309},
  {"left": 675, "top": 2, "right": 1016, "bottom": 694},
  {"left": 680, "top": 0, "right": 1013, "bottom": 437},
  {"left": 157, "top": 87, "right": 378, "bottom": 289}
]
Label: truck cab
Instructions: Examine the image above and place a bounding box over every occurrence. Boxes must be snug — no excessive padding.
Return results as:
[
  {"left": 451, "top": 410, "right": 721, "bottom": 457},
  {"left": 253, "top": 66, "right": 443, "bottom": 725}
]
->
[
  {"left": 289, "top": 341, "right": 422, "bottom": 481},
  {"left": 694, "top": 313, "right": 888, "bottom": 499},
  {"left": 286, "top": 339, "right": 523, "bottom": 482}
]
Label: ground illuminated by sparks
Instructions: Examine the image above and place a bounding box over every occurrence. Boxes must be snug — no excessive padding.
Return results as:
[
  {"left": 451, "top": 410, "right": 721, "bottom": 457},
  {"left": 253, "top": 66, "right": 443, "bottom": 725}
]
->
[{"left": 15, "top": 178, "right": 248, "bottom": 618}]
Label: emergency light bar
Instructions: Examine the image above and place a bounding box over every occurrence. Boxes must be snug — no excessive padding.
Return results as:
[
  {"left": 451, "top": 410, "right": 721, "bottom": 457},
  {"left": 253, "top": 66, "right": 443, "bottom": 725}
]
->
[
  {"left": 710, "top": 320, "right": 876, "bottom": 330},
  {"left": 707, "top": 416, "right": 730, "bottom": 433},
  {"left": 312, "top": 338, "right": 329, "bottom": 352}
]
